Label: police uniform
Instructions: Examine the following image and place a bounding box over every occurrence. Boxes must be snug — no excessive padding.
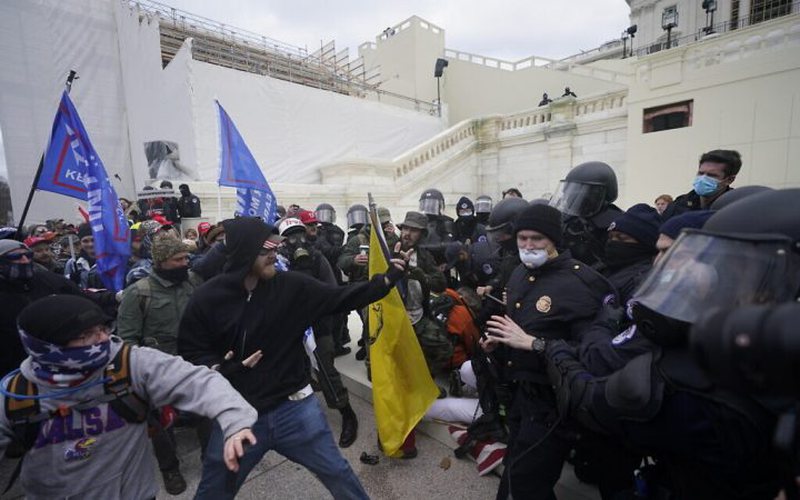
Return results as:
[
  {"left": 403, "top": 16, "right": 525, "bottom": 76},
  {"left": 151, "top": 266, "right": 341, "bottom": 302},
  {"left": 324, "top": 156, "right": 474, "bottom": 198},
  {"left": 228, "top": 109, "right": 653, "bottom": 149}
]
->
[{"left": 494, "top": 204, "right": 609, "bottom": 500}]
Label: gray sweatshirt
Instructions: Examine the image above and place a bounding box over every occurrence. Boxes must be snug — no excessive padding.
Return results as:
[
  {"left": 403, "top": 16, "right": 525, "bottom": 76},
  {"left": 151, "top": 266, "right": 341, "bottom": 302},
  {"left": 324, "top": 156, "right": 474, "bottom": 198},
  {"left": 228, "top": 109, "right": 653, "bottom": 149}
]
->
[{"left": 0, "top": 337, "right": 257, "bottom": 500}]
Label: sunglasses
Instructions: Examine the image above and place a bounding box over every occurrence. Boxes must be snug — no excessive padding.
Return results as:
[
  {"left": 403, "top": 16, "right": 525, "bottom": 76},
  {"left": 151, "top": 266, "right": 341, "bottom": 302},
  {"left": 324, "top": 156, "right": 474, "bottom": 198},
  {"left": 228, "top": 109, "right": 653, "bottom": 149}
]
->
[{"left": 3, "top": 250, "right": 33, "bottom": 261}]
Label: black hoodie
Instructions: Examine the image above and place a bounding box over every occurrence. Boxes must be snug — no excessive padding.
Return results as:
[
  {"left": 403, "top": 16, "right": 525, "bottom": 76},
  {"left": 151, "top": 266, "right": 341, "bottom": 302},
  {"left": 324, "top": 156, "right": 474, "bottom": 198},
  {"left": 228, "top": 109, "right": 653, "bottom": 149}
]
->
[{"left": 177, "top": 216, "right": 393, "bottom": 411}]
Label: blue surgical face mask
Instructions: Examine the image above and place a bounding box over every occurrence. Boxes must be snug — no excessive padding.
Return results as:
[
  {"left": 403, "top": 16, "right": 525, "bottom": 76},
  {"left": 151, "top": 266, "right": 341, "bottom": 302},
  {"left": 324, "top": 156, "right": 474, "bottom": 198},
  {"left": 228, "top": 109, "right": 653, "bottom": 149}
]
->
[{"left": 693, "top": 175, "right": 720, "bottom": 197}]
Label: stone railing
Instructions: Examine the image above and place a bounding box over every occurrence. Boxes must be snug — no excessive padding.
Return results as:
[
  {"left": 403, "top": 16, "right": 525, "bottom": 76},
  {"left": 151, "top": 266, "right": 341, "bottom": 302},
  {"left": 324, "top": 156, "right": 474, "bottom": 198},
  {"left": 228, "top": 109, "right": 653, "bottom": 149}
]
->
[
  {"left": 388, "top": 89, "right": 628, "bottom": 182},
  {"left": 442, "top": 48, "right": 629, "bottom": 83},
  {"left": 391, "top": 120, "right": 479, "bottom": 179},
  {"left": 498, "top": 90, "right": 628, "bottom": 134}
]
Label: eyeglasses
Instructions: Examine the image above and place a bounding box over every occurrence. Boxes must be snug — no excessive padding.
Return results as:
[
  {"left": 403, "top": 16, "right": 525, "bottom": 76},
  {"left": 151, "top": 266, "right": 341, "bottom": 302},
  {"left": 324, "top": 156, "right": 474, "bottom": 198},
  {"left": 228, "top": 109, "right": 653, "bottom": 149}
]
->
[{"left": 74, "top": 324, "right": 111, "bottom": 344}]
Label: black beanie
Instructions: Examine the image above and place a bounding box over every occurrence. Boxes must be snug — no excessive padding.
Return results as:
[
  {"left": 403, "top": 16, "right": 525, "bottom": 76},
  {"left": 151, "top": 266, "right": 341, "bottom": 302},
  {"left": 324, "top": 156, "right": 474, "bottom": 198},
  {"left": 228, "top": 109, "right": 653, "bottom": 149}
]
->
[
  {"left": 18, "top": 295, "right": 110, "bottom": 345},
  {"left": 514, "top": 204, "right": 563, "bottom": 246},
  {"left": 77, "top": 223, "right": 92, "bottom": 240}
]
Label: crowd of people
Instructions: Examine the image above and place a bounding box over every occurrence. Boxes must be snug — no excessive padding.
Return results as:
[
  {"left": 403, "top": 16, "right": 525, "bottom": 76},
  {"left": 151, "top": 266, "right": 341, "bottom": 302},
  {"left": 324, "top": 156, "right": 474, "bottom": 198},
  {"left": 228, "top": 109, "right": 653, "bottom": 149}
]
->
[{"left": 1, "top": 148, "right": 799, "bottom": 499}]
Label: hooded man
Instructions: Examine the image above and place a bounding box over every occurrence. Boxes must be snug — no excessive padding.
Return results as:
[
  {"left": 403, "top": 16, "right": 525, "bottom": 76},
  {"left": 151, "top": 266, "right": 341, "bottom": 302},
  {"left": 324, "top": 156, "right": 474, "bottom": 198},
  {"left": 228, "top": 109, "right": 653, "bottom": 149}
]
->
[
  {"left": 177, "top": 216, "right": 407, "bottom": 499},
  {"left": 0, "top": 295, "right": 257, "bottom": 499},
  {"left": 453, "top": 196, "right": 487, "bottom": 244}
]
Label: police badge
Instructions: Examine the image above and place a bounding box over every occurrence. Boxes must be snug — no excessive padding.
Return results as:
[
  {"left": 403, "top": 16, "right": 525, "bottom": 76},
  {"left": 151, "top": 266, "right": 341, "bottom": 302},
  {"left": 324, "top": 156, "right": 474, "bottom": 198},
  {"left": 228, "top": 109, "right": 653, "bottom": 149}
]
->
[{"left": 535, "top": 295, "right": 552, "bottom": 313}]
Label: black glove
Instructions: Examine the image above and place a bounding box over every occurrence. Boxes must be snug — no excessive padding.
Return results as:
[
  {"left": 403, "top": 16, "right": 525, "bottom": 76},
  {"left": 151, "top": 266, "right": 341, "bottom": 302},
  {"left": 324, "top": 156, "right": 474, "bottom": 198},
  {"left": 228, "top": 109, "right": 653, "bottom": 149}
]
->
[
  {"left": 217, "top": 359, "right": 250, "bottom": 378},
  {"left": 384, "top": 265, "right": 405, "bottom": 286}
]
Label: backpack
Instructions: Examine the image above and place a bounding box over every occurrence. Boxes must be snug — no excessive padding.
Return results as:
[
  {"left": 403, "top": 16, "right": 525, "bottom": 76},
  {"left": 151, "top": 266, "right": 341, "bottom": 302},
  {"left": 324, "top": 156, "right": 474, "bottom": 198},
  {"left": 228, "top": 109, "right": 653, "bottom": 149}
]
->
[
  {"left": 429, "top": 289, "right": 481, "bottom": 369},
  {"left": 4, "top": 343, "right": 149, "bottom": 452}
]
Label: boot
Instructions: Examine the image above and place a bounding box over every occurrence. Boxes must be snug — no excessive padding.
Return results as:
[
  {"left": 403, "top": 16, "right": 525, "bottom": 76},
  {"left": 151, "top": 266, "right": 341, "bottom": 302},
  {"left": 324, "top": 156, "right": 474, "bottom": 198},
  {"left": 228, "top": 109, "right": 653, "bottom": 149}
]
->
[
  {"left": 161, "top": 467, "right": 187, "bottom": 495},
  {"left": 400, "top": 429, "right": 417, "bottom": 459},
  {"left": 338, "top": 404, "right": 358, "bottom": 448}
]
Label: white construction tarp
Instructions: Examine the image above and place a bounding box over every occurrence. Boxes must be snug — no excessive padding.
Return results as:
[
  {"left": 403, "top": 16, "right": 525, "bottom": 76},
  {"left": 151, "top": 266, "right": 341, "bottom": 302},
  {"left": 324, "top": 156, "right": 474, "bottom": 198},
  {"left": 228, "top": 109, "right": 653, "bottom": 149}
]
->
[{"left": 0, "top": 0, "right": 444, "bottom": 224}]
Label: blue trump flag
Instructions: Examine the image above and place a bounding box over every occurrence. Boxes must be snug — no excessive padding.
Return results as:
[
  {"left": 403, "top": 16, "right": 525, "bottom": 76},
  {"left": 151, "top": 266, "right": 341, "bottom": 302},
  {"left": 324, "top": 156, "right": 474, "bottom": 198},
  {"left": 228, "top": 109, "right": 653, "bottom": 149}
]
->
[
  {"left": 40, "top": 91, "right": 130, "bottom": 291},
  {"left": 216, "top": 101, "right": 277, "bottom": 222}
]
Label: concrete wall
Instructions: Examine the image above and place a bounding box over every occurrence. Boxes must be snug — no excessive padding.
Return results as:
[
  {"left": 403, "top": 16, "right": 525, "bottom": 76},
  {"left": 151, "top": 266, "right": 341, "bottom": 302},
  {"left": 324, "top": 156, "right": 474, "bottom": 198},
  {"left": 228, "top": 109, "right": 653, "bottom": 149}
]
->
[{"left": 623, "top": 13, "right": 800, "bottom": 206}]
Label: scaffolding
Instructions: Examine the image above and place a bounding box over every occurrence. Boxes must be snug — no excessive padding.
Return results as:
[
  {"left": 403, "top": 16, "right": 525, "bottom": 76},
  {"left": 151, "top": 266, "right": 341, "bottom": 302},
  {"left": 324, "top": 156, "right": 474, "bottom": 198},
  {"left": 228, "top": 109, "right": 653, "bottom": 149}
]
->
[{"left": 126, "top": 0, "right": 436, "bottom": 114}]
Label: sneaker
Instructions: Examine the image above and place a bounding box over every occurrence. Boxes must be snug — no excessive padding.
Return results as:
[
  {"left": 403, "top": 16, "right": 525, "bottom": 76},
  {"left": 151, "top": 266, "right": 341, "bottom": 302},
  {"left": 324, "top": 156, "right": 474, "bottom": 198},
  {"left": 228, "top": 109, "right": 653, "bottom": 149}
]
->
[{"left": 161, "top": 468, "right": 187, "bottom": 495}]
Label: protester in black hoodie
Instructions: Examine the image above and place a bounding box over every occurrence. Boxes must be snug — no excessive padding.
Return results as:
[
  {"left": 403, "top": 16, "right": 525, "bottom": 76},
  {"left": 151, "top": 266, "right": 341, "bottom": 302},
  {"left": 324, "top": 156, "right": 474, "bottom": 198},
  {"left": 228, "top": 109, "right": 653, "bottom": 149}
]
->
[{"left": 178, "top": 216, "right": 407, "bottom": 500}]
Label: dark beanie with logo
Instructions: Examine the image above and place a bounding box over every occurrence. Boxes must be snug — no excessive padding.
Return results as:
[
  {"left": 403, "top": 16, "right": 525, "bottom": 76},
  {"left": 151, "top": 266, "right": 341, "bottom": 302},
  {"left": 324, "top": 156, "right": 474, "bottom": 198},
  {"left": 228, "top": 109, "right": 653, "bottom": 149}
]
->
[
  {"left": 608, "top": 204, "right": 661, "bottom": 248},
  {"left": 514, "top": 204, "right": 563, "bottom": 246}
]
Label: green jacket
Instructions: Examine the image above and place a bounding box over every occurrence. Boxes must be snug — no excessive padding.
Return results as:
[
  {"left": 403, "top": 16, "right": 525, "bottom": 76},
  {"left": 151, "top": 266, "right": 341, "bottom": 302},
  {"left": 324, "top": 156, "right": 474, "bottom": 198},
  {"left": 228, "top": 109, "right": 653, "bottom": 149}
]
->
[{"left": 117, "top": 271, "right": 203, "bottom": 354}]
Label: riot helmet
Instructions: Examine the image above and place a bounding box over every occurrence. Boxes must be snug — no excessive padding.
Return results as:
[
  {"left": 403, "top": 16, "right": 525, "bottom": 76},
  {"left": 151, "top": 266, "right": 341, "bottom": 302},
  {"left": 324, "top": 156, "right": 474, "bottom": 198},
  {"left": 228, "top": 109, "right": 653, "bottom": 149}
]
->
[
  {"left": 475, "top": 195, "right": 493, "bottom": 215},
  {"left": 632, "top": 188, "right": 800, "bottom": 346},
  {"left": 709, "top": 185, "right": 773, "bottom": 211},
  {"left": 419, "top": 189, "right": 445, "bottom": 216},
  {"left": 485, "top": 197, "right": 528, "bottom": 242},
  {"left": 550, "top": 161, "right": 618, "bottom": 218},
  {"left": 346, "top": 204, "right": 369, "bottom": 229},
  {"left": 315, "top": 203, "right": 336, "bottom": 224}
]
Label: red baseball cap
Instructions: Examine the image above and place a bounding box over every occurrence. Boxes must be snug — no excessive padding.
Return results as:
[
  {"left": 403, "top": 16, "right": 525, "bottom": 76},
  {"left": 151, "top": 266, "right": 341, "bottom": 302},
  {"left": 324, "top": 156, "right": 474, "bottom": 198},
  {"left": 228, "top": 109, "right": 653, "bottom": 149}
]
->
[
  {"left": 24, "top": 232, "right": 55, "bottom": 248},
  {"left": 298, "top": 210, "right": 319, "bottom": 225},
  {"left": 197, "top": 222, "right": 212, "bottom": 236}
]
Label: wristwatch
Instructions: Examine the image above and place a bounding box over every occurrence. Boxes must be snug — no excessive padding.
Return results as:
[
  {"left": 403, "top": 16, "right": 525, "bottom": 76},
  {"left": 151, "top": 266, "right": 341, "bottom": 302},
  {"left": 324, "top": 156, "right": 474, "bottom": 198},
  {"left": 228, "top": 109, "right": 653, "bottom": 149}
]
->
[{"left": 530, "top": 336, "right": 547, "bottom": 353}]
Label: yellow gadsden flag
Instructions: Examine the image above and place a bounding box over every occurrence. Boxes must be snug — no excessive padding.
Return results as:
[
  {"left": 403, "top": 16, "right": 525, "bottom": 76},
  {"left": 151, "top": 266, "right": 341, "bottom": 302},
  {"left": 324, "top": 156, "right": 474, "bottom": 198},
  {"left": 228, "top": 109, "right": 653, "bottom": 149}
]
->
[{"left": 368, "top": 223, "right": 439, "bottom": 457}]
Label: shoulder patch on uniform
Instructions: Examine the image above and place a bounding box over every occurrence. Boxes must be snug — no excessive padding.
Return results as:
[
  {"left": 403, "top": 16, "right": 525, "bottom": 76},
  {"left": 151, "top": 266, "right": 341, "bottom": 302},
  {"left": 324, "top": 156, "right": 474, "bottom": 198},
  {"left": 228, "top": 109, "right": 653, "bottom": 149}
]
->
[
  {"left": 612, "top": 325, "right": 637, "bottom": 346},
  {"left": 482, "top": 263, "right": 493, "bottom": 275},
  {"left": 535, "top": 295, "right": 552, "bottom": 313}
]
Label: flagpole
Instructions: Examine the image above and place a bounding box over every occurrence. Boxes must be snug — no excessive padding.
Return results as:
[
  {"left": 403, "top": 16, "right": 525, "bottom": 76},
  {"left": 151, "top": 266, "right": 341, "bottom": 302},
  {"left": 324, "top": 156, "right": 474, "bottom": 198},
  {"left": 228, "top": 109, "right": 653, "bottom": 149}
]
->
[{"left": 16, "top": 70, "right": 79, "bottom": 238}]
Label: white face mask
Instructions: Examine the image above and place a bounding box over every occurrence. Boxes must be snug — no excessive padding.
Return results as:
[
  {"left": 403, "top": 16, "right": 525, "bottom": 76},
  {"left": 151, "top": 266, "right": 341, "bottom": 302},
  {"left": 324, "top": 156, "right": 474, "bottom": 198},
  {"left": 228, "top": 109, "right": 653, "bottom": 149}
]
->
[{"left": 519, "top": 248, "right": 549, "bottom": 268}]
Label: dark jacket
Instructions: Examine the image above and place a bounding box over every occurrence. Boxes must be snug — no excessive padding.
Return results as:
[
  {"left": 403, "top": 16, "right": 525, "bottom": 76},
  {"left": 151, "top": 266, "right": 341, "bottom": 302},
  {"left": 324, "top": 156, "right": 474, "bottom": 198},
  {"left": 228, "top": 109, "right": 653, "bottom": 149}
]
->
[
  {"left": 605, "top": 258, "right": 652, "bottom": 305},
  {"left": 502, "top": 251, "right": 609, "bottom": 383},
  {"left": 668, "top": 186, "right": 733, "bottom": 217},
  {"left": 0, "top": 270, "right": 82, "bottom": 375},
  {"left": 177, "top": 193, "right": 202, "bottom": 218},
  {"left": 177, "top": 217, "right": 394, "bottom": 411}
]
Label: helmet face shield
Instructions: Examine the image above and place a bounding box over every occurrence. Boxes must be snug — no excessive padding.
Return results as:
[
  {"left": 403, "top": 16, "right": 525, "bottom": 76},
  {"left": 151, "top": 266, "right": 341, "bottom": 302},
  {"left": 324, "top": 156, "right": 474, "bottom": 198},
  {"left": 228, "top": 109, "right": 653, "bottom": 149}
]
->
[
  {"left": 475, "top": 197, "right": 493, "bottom": 214},
  {"left": 419, "top": 198, "right": 443, "bottom": 216},
  {"left": 633, "top": 231, "right": 800, "bottom": 324},
  {"left": 316, "top": 208, "right": 335, "bottom": 224},
  {"left": 550, "top": 181, "right": 607, "bottom": 218},
  {"left": 346, "top": 209, "right": 368, "bottom": 228}
]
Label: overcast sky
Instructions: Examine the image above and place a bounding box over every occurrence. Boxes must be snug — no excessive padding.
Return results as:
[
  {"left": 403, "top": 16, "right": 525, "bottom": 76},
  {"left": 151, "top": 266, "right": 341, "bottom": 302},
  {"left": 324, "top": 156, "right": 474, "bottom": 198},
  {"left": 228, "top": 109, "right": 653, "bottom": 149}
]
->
[
  {"left": 0, "top": 1, "right": 632, "bottom": 178},
  {"left": 165, "top": 0, "right": 632, "bottom": 62}
]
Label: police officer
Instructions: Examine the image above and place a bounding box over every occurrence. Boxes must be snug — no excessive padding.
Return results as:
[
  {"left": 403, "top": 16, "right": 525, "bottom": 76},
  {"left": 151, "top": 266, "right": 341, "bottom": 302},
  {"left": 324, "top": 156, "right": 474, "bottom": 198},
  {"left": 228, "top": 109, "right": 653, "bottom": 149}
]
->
[
  {"left": 550, "top": 161, "right": 623, "bottom": 268},
  {"left": 481, "top": 204, "right": 609, "bottom": 500},
  {"left": 478, "top": 197, "right": 529, "bottom": 302},
  {"left": 418, "top": 188, "right": 454, "bottom": 262},
  {"left": 603, "top": 203, "right": 661, "bottom": 305},
  {"left": 453, "top": 196, "right": 488, "bottom": 244},
  {"left": 475, "top": 195, "right": 493, "bottom": 225},
  {"left": 547, "top": 189, "right": 800, "bottom": 500},
  {"left": 344, "top": 204, "right": 369, "bottom": 241}
]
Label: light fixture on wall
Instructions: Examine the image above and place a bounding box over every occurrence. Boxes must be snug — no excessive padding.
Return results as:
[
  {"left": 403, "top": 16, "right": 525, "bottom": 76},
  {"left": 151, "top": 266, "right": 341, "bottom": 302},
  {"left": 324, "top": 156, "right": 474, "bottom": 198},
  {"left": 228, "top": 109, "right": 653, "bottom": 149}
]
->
[
  {"left": 434, "top": 58, "right": 449, "bottom": 118},
  {"left": 661, "top": 7, "right": 679, "bottom": 50},
  {"left": 702, "top": 0, "right": 718, "bottom": 34}
]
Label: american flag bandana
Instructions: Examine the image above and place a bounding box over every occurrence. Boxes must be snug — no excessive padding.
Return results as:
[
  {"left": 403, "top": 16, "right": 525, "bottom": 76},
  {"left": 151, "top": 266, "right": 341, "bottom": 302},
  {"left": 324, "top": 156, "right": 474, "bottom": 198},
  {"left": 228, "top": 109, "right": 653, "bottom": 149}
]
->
[{"left": 18, "top": 329, "right": 111, "bottom": 387}]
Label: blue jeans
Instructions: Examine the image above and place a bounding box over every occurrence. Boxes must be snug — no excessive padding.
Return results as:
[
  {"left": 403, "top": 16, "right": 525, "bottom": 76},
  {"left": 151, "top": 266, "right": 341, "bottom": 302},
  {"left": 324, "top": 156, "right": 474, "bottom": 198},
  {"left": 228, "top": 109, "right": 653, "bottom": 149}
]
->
[{"left": 194, "top": 396, "right": 368, "bottom": 500}]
